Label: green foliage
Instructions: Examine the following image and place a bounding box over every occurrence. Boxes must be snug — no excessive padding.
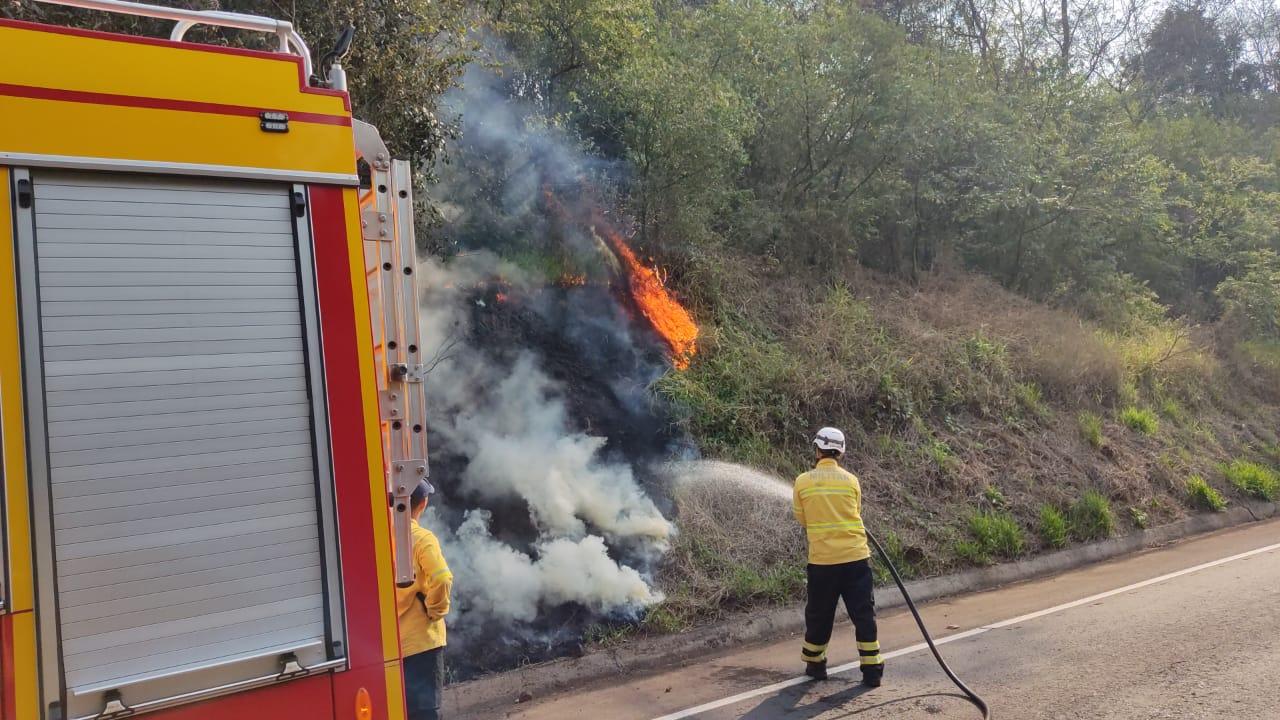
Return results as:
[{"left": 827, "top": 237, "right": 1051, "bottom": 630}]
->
[
  {"left": 726, "top": 563, "right": 806, "bottom": 604},
  {"left": 1119, "top": 407, "right": 1159, "bottom": 435},
  {"left": 923, "top": 439, "right": 955, "bottom": 473},
  {"left": 1078, "top": 412, "right": 1105, "bottom": 448},
  {"left": 1128, "top": 507, "right": 1150, "bottom": 529},
  {"left": 983, "top": 484, "right": 1008, "bottom": 509},
  {"left": 1069, "top": 491, "right": 1116, "bottom": 541},
  {"left": 958, "top": 511, "right": 1025, "bottom": 565},
  {"left": 870, "top": 530, "right": 916, "bottom": 585},
  {"left": 1038, "top": 505, "right": 1069, "bottom": 548},
  {"left": 583, "top": 622, "right": 635, "bottom": 646},
  {"left": 1014, "top": 382, "right": 1049, "bottom": 419},
  {"left": 1221, "top": 460, "right": 1279, "bottom": 501},
  {"left": 642, "top": 604, "right": 688, "bottom": 634},
  {"left": 1186, "top": 475, "right": 1227, "bottom": 512},
  {"left": 1217, "top": 252, "right": 1280, "bottom": 339}
]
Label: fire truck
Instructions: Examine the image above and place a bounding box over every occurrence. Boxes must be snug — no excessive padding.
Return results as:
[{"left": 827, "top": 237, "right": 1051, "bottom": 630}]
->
[{"left": 1, "top": 1, "right": 431, "bottom": 718}]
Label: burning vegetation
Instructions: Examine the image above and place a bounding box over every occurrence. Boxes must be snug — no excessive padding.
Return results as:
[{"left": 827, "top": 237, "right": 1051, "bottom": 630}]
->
[{"left": 598, "top": 224, "right": 699, "bottom": 369}]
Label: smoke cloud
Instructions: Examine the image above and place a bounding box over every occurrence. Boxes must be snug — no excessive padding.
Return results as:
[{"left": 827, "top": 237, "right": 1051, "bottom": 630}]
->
[
  {"left": 415, "top": 54, "right": 690, "bottom": 672},
  {"left": 418, "top": 252, "right": 671, "bottom": 653}
]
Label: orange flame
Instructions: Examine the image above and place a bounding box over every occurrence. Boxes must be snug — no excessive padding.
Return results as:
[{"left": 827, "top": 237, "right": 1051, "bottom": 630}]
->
[
  {"left": 602, "top": 231, "right": 698, "bottom": 369},
  {"left": 541, "top": 186, "right": 698, "bottom": 369}
]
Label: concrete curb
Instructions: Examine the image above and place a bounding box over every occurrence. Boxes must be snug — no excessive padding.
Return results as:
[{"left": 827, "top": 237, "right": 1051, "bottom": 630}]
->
[{"left": 448, "top": 501, "right": 1278, "bottom": 717}]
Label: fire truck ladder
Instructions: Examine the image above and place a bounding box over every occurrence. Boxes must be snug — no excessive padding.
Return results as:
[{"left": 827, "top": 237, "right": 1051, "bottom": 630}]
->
[{"left": 354, "top": 121, "right": 429, "bottom": 587}]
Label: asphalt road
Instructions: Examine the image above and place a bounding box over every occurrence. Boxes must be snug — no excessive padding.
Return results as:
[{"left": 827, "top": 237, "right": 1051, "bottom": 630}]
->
[{"left": 496, "top": 517, "right": 1280, "bottom": 720}]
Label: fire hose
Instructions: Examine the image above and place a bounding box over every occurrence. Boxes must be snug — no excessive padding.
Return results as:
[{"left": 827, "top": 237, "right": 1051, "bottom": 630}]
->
[{"left": 866, "top": 530, "right": 992, "bottom": 720}]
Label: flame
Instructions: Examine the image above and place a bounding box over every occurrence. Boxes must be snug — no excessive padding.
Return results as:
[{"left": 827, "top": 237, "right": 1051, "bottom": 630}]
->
[
  {"left": 601, "top": 230, "right": 698, "bottom": 369},
  {"left": 541, "top": 186, "right": 699, "bottom": 369},
  {"left": 558, "top": 273, "right": 588, "bottom": 287},
  {"left": 495, "top": 292, "right": 509, "bottom": 304}
]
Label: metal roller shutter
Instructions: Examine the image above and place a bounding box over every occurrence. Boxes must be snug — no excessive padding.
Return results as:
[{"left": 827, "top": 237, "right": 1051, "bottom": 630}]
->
[{"left": 18, "top": 171, "right": 342, "bottom": 718}]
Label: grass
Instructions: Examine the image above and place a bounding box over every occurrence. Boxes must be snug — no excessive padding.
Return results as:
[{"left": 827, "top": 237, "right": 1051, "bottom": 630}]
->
[
  {"left": 1014, "top": 382, "right": 1049, "bottom": 419},
  {"left": 923, "top": 438, "right": 956, "bottom": 474},
  {"left": 1078, "top": 411, "right": 1105, "bottom": 448},
  {"left": 642, "top": 604, "right": 688, "bottom": 634},
  {"left": 1186, "top": 475, "right": 1227, "bottom": 512},
  {"left": 1069, "top": 490, "right": 1115, "bottom": 541},
  {"left": 870, "top": 530, "right": 917, "bottom": 585},
  {"left": 1119, "top": 406, "right": 1158, "bottom": 435},
  {"left": 583, "top": 622, "right": 636, "bottom": 647},
  {"left": 1038, "top": 505, "right": 1069, "bottom": 548},
  {"left": 726, "top": 563, "right": 806, "bottom": 603},
  {"left": 1128, "top": 506, "right": 1149, "bottom": 529},
  {"left": 955, "top": 511, "right": 1025, "bottom": 565},
  {"left": 983, "top": 484, "right": 1007, "bottom": 508},
  {"left": 1221, "top": 460, "right": 1279, "bottom": 501}
]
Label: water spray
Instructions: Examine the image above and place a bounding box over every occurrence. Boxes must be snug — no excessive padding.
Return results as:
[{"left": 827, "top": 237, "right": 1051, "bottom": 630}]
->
[{"left": 866, "top": 529, "right": 991, "bottom": 719}]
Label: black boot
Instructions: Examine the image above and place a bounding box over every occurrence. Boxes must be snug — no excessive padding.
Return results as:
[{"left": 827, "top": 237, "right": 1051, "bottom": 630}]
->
[
  {"left": 804, "top": 660, "right": 828, "bottom": 681},
  {"left": 861, "top": 663, "right": 883, "bottom": 687}
]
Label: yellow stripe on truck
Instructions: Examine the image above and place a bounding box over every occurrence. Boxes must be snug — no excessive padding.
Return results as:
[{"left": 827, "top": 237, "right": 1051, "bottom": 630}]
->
[{"left": 383, "top": 660, "right": 406, "bottom": 720}]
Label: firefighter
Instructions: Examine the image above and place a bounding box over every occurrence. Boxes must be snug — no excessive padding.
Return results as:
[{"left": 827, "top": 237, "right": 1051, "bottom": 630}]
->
[
  {"left": 398, "top": 479, "right": 453, "bottom": 720},
  {"left": 793, "top": 427, "right": 884, "bottom": 686}
]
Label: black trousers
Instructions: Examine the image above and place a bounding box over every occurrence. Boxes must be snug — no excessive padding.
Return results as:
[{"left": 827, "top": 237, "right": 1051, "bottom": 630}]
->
[
  {"left": 404, "top": 646, "right": 445, "bottom": 720},
  {"left": 803, "top": 559, "right": 883, "bottom": 674}
]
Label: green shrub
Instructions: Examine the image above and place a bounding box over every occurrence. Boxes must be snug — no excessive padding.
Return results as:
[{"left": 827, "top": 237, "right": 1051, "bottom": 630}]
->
[
  {"left": 924, "top": 439, "right": 955, "bottom": 473},
  {"left": 1159, "top": 398, "right": 1185, "bottom": 424},
  {"left": 1038, "top": 505, "right": 1068, "bottom": 548},
  {"left": 1078, "top": 411, "right": 1105, "bottom": 448},
  {"left": 1069, "top": 490, "right": 1115, "bottom": 541},
  {"left": 1186, "top": 475, "right": 1226, "bottom": 512},
  {"left": 953, "top": 539, "right": 989, "bottom": 565},
  {"left": 1014, "top": 382, "right": 1048, "bottom": 419},
  {"left": 1119, "top": 406, "right": 1158, "bottom": 435},
  {"left": 1221, "top": 460, "right": 1279, "bottom": 501},
  {"left": 983, "top": 484, "right": 1007, "bottom": 508},
  {"left": 964, "top": 511, "right": 1025, "bottom": 562},
  {"left": 1128, "top": 506, "right": 1149, "bottom": 529},
  {"left": 870, "top": 530, "right": 916, "bottom": 584}
]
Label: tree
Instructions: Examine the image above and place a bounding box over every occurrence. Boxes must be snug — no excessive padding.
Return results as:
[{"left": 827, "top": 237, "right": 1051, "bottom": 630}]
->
[{"left": 1131, "top": 2, "right": 1256, "bottom": 116}]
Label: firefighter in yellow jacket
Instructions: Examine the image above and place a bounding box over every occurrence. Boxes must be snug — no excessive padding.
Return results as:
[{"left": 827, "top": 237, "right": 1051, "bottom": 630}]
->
[
  {"left": 793, "top": 427, "right": 884, "bottom": 686},
  {"left": 398, "top": 479, "right": 453, "bottom": 720}
]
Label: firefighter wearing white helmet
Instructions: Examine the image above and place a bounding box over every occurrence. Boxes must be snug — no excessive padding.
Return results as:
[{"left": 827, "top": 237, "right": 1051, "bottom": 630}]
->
[{"left": 793, "top": 427, "right": 884, "bottom": 686}]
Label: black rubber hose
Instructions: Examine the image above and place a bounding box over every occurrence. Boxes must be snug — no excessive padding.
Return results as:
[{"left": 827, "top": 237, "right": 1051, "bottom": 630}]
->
[{"left": 866, "top": 530, "right": 992, "bottom": 720}]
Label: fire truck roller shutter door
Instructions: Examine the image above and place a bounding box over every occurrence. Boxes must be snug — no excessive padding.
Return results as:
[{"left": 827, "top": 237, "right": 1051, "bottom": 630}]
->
[{"left": 17, "top": 170, "right": 343, "bottom": 719}]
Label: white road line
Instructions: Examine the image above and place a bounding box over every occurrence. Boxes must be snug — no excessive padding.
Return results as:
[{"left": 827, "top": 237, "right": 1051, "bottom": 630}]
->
[{"left": 651, "top": 539, "right": 1280, "bottom": 720}]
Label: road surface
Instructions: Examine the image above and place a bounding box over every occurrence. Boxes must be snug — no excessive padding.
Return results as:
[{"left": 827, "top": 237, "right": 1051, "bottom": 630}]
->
[{"left": 493, "top": 517, "right": 1280, "bottom": 719}]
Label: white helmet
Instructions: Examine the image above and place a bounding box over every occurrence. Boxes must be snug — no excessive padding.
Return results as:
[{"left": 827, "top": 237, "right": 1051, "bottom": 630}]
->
[{"left": 813, "top": 427, "right": 846, "bottom": 454}]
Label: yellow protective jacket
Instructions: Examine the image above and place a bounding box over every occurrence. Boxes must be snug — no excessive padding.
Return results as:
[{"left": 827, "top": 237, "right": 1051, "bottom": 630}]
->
[
  {"left": 793, "top": 458, "right": 871, "bottom": 565},
  {"left": 396, "top": 519, "right": 453, "bottom": 656}
]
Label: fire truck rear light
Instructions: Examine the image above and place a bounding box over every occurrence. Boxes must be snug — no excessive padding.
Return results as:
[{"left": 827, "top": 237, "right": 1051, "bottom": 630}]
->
[
  {"left": 355, "top": 687, "right": 373, "bottom": 720},
  {"left": 259, "top": 111, "right": 290, "bottom": 133}
]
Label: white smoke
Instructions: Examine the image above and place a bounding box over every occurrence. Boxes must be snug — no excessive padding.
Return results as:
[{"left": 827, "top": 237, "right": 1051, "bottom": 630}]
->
[{"left": 418, "top": 254, "right": 671, "bottom": 631}]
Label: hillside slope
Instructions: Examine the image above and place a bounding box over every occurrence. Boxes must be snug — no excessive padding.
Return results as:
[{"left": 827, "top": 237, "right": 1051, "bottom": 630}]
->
[{"left": 647, "top": 252, "right": 1280, "bottom": 631}]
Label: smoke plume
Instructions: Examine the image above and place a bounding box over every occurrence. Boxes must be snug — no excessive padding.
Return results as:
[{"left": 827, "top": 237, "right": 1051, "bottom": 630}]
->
[{"left": 416, "top": 58, "right": 685, "bottom": 673}]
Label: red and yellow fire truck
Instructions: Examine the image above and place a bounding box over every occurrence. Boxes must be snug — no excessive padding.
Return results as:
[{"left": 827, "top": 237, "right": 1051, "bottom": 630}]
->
[{"left": 1, "top": 2, "right": 432, "bottom": 718}]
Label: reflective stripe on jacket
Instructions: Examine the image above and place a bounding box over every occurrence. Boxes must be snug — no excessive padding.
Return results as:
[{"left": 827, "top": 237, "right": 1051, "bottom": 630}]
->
[
  {"left": 396, "top": 520, "right": 453, "bottom": 655},
  {"left": 793, "top": 458, "right": 871, "bottom": 565}
]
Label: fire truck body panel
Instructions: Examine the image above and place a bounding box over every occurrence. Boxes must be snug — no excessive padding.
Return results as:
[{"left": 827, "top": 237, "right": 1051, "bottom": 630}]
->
[{"left": 1, "top": 15, "right": 407, "bottom": 720}]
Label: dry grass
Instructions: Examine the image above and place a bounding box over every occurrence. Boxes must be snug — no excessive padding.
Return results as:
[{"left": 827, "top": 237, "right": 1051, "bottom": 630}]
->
[
  {"left": 651, "top": 466, "right": 806, "bottom": 628},
  {"left": 652, "top": 252, "right": 1280, "bottom": 628}
]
